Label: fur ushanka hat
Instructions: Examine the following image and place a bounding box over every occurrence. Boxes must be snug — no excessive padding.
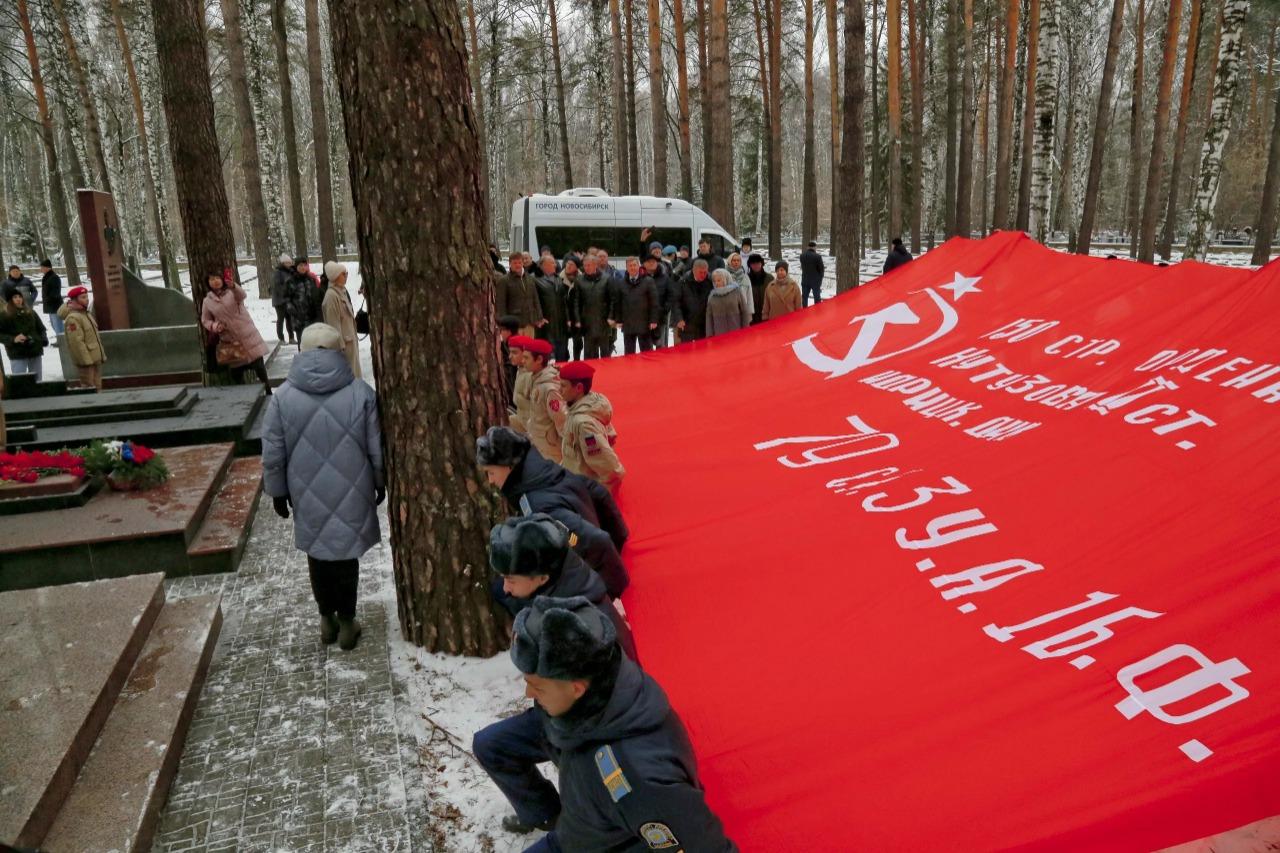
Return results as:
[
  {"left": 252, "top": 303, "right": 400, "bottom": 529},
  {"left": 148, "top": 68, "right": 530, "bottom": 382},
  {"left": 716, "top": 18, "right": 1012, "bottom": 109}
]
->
[
  {"left": 490, "top": 514, "right": 568, "bottom": 576},
  {"left": 511, "top": 596, "right": 617, "bottom": 681},
  {"left": 476, "top": 426, "right": 531, "bottom": 468}
]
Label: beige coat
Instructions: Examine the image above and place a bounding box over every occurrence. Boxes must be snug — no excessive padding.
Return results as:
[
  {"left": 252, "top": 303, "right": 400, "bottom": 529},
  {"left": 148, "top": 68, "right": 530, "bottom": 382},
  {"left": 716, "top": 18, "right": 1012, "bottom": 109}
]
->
[
  {"left": 58, "top": 302, "right": 106, "bottom": 367},
  {"left": 321, "top": 285, "right": 361, "bottom": 378},
  {"left": 526, "top": 364, "right": 566, "bottom": 463},
  {"left": 510, "top": 367, "right": 534, "bottom": 433},
  {"left": 561, "top": 391, "right": 624, "bottom": 489},
  {"left": 762, "top": 278, "right": 802, "bottom": 321}
]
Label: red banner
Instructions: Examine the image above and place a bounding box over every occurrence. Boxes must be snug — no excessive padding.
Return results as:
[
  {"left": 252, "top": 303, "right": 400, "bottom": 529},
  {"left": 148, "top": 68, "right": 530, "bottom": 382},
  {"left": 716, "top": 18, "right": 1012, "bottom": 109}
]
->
[{"left": 596, "top": 232, "right": 1280, "bottom": 851}]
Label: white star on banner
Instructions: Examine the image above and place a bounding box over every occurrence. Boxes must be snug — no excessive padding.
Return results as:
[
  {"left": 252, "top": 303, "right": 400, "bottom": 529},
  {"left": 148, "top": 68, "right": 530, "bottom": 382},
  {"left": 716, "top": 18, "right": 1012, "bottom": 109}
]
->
[{"left": 940, "top": 272, "right": 982, "bottom": 300}]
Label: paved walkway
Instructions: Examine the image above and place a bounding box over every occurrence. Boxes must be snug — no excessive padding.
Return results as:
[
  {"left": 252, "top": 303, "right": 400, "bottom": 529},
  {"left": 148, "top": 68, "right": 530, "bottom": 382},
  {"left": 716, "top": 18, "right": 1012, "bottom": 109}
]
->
[{"left": 153, "top": 498, "right": 430, "bottom": 853}]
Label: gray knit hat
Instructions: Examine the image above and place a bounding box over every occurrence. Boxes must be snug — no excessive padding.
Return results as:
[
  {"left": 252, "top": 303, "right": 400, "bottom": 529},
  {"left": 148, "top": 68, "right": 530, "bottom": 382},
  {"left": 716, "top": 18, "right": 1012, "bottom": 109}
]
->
[
  {"left": 476, "top": 426, "right": 531, "bottom": 468},
  {"left": 511, "top": 596, "right": 617, "bottom": 681},
  {"left": 490, "top": 514, "right": 568, "bottom": 576}
]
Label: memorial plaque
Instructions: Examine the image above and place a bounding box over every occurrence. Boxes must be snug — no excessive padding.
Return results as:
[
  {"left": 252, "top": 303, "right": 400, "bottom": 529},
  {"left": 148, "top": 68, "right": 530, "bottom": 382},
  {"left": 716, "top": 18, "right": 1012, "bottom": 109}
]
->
[{"left": 76, "top": 190, "right": 130, "bottom": 330}]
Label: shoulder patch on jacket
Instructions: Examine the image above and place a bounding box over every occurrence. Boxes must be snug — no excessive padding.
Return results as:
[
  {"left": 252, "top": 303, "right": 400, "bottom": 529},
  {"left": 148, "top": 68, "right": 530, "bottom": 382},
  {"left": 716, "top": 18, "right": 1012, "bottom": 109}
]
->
[
  {"left": 66, "top": 321, "right": 77, "bottom": 331},
  {"left": 640, "top": 822, "right": 680, "bottom": 849},
  {"left": 595, "top": 745, "right": 633, "bottom": 802}
]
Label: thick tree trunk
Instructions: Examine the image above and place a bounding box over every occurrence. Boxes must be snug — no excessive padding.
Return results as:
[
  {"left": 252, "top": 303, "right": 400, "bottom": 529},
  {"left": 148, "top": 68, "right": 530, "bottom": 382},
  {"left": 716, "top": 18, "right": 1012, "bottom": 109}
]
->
[
  {"left": 695, "top": 0, "right": 711, "bottom": 196},
  {"left": 706, "top": 0, "right": 736, "bottom": 232},
  {"left": 327, "top": 0, "right": 509, "bottom": 656},
  {"left": 305, "top": 0, "right": 337, "bottom": 260},
  {"left": 17, "top": 0, "right": 81, "bottom": 288},
  {"left": 51, "top": 0, "right": 110, "bottom": 195},
  {"left": 992, "top": 0, "right": 1019, "bottom": 230},
  {"left": 886, "top": 0, "right": 903, "bottom": 240},
  {"left": 219, "top": 0, "right": 274, "bottom": 297},
  {"left": 646, "top": 0, "right": 665, "bottom": 195},
  {"left": 869, "top": 0, "right": 882, "bottom": 249},
  {"left": 551, "top": 0, "right": 575, "bottom": 188},
  {"left": 1159, "top": 0, "right": 1202, "bottom": 260},
  {"left": 1184, "top": 0, "right": 1251, "bottom": 260},
  {"left": 827, "top": 0, "right": 840, "bottom": 248},
  {"left": 673, "top": 0, "right": 694, "bottom": 200},
  {"left": 1015, "top": 0, "right": 1039, "bottom": 231},
  {"left": 625, "top": 0, "right": 641, "bottom": 194},
  {"left": 752, "top": 0, "right": 772, "bottom": 236},
  {"left": 1074, "top": 0, "right": 1125, "bottom": 254},
  {"left": 980, "top": 12, "right": 993, "bottom": 233},
  {"left": 1125, "top": 0, "right": 1146, "bottom": 257},
  {"left": 835, "top": 0, "right": 865, "bottom": 291},
  {"left": 274, "top": 0, "right": 309, "bottom": 256},
  {"left": 802, "top": 0, "right": 818, "bottom": 244},
  {"left": 151, "top": 0, "right": 239, "bottom": 359},
  {"left": 1028, "top": 0, "right": 1058, "bottom": 242},
  {"left": 1137, "top": 0, "right": 1184, "bottom": 262},
  {"left": 944, "top": 0, "right": 960, "bottom": 236},
  {"left": 767, "top": 0, "right": 783, "bottom": 255},
  {"left": 610, "top": 0, "right": 629, "bottom": 192},
  {"left": 1252, "top": 80, "right": 1280, "bottom": 263},
  {"left": 956, "top": 0, "right": 975, "bottom": 236},
  {"left": 905, "top": 0, "right": 923, "bottom": 250}
]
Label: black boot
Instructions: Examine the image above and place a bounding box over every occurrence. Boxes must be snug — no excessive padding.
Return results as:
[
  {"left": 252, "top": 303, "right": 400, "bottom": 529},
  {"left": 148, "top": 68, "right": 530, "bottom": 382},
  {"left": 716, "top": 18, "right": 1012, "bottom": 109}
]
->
[
  {"left": 501, "top": 814, "right": 556, "bottom": 834},
  {"left": 319, "top": 612, "right": 339, "bottom": 645},
  {"left": 337, "top": 616, "right": 362, "bottom": 650}
]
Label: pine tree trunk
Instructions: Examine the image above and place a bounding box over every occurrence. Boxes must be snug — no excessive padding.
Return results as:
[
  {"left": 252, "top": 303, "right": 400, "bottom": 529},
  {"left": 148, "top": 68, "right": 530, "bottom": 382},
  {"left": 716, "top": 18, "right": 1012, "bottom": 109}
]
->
[
  {"left": 1252, "top": 80, "right": 1280, "bottom": 263},
  {"left": 1184, "top": 0, "right": 1251, "bottom": 260},
  {"left": 956, "top": 0, "right": 975, "bottom": 235},
  {"left": 1015, "top": 0, "right": 1039, "bottom": 231},
  {"left": 944, "top": 0, "right": 960, "bottom": 236},
  {"left": 835, "top": 0, "right": 865, "bottom": 291},
  {"left": 674, "top": 0, "right": 694, "bottom": 200},
  {"left": 827, "top": 0, "right": 840, "bottom": 248},
  {"left": 1125, "top": 0, "right": 1146, "bottom": 256},
  {"left": 980, "top": 11, "right": 993, "bottom": 233},
  {"left": 869, "top": 0, "right": 882, "bottom": 249},
  {"left": 886, "top": 0, "right": 903, "bottom": 240},
  {"left": 706, "top": 0, "right": 736, "bottom": 232},
  {"left": 610, "top": 0, "right": 630, "bottom": 192},
  {"left": 646, "top": 0, "right": 666, "bottom": 195},
  {"left": 696, "top": 0, "right": 711, "bottom": 196},
  {"left": 625, "top": 0, "right": 641, "bottom": 194},
  {"left": 767, "top": 0, "right": 783, "bottom": 255},
  {"left": 905, "top": 0, "right": 923, "bottom": 250},
  {"left": 550, "top": 0, "right": 575, "bottom": 188},
  {"left": 1136, "top": 0, "right": 1184, "bottom": 262},
  {"left": 151, "top": 0, "right": 239, "bottom": 356},
  {"left": 17, "top": 0, "right": 81, "bottom": 288},
  {"left": 327, "top": 0, "right": 508, "bottom": 656},
  {"left": 752, "top": 0, "right": 772, "bottom": 234},
  {"left": 50, "top": 0, "right": 110, "bottom": 195},
  {"left": 993, "top": 0, "right": 1019, "bottom": 230},
  {"left": 219, "top": 0, "right": 274, "bottom": 297},
  {"left": 305, "top": 0, "right": 337, "bottom": 260},
  {"left": 1074, "top": 0, "right": 1125, "bottom": 253},
  {"left": 244, "top": 2, "right": 288, "bottom": 259},
  {"left": 1158, "top": 0, "right": 1202, "bottom": 260},
  {"left": 802, "top": 0, "right": 818, "bottom": 244},
  {"left": 1052, "top": 49, "right": 1076, "bottom": 234},
  {"left": 273, "top": 0, "right": 307, "bottom": 256},
  {"left": 1028, "top": 0, "right": 1058, "bottom": 242}
]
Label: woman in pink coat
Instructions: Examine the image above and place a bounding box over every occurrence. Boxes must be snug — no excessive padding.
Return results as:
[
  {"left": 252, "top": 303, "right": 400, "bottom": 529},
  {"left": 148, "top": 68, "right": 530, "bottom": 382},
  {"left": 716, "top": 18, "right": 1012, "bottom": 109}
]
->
[{"left": 201, "top": 272, "right": 272, "bottom": 392}]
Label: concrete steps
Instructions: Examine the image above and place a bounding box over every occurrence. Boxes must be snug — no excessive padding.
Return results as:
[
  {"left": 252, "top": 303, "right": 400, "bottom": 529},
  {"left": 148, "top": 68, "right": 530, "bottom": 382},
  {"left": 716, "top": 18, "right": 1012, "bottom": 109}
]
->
[
  {"left": 42, "top": 594, "right": 222, "bottom": 853},
  {"left": 187, "top": 457, "right": 263, "bottom": 575},
  {"left": 0, "top": 574, "right": 222, "bottom": 851}
]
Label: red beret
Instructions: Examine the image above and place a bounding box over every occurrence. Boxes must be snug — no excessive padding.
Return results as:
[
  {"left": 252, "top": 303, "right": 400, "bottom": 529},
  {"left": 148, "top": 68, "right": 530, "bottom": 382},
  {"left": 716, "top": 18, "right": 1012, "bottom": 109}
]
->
[
  {"left": 508, "top": 335, "right": 533, "bottom": 350},
  {"left": 67, "top": 286, "right": 89, "bottom": 299},
  {"left": 559, "top": 362, "right": 595, "bottom": 383},
  {"left": 526, "top": 339, "right": 553, "bottom": 357}
]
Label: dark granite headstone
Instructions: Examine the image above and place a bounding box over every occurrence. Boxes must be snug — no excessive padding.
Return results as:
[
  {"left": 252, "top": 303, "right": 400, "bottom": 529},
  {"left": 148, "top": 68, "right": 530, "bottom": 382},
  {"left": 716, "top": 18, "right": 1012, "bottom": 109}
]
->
[{"left": 77, "top": 190, "right": 130, "bottom": 331}]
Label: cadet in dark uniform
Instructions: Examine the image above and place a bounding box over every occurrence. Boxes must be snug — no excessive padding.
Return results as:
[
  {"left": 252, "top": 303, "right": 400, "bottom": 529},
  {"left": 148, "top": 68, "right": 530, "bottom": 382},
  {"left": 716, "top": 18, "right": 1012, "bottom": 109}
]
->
[{"left": 472, "top": 596, "right": 736, "bottom": 851}]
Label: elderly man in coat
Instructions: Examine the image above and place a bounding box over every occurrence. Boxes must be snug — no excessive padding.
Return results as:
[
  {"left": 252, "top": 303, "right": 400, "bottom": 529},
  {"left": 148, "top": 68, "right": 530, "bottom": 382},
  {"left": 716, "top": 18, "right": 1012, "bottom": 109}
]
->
[{"left": 262, "top": 323, "right": 385, "bottom": 650}]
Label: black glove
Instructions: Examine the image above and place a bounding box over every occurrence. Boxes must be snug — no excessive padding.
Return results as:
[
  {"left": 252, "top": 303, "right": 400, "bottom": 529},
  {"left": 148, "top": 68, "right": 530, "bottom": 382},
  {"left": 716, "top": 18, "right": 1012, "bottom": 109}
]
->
[
  {"left": 273, "top": 495, "right": 291, "bottom": 519},
  {"left": 375, "top": 487, "right": 386, "bottom": 506}
]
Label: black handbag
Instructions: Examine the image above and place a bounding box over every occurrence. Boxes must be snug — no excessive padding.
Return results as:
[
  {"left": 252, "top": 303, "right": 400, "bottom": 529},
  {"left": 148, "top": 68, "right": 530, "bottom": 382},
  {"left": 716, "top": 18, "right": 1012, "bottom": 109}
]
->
[{"left": 355, "top": 300, "right": 370, "bottom": 337}]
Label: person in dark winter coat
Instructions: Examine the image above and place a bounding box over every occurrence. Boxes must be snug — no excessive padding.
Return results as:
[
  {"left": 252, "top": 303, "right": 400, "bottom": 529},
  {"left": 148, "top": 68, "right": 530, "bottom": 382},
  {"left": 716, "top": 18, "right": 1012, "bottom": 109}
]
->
[
  {"left": 496, "top": 254, "right": 545, "bottom": 336},
  {"left": 284, "top": 258, "right": 324, "bottom": 342},
  {"left": 534, "top": 256, "right": 571, "bottom": 361},
  {"left": 0, "top": 290, "right": 49, "bottom": 379},
  {"left": 488, "top": 514, "right": 636, "bottom": 660},
  {"left": 272, "top": 254, "right": 297, "bottom": 343},
  {"left": 671, "top": 259, "right": 714, "bottom": 342},
  {"left": 39, "top": 260, "right": 63, "bottom": 340},
  {"left": 799, "top": 241, "right": 826, "bottom": 306},
  {"left": 498, "top": 315, "right": 521, "bottom": 406},
  {"left": 577, "top": 256, "right": 614, "bottom": 359},
  {"left": 262, "top": 323, "right": 385, "bottom": 651},
  {"left": 670, "top": 245, "right": 691, "bottom": 281},
  {"left": 472, "top": 597, "right": 736, "bottom": 849},
  {"left": 642, "top": 255, "right": 673, "bottom": 348},
  {"left": 695, "top": 237, "right": 726, "bottom": 272},
  {"left": 490, "top": 244, "right": 507, "bottom": 274},
  {"left": 4, "top": 265, "right": 36, "bottom": 308},
  {"left": 609, "top": 258, "right": 659, "bottom": 355},
  {"left": 477, "top": 426, "right": 629, "bottom": 598},
  {"left": 560, "top": 259, "right": 584, "bottom": 360},
  {"left": 883, "top": 237, "right": 914, "bottom": 273},
  {"left": 745, "top": 254, "right": 773, "bottom": 325}
]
